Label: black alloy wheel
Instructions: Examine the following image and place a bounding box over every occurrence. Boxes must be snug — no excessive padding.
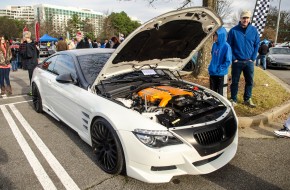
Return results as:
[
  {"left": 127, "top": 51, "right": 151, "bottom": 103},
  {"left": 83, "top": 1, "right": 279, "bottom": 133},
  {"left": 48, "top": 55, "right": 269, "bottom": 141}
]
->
[
  {"left": 32, "top": 84, "right": 43, "bottom": 113},
  {"left": 91, "top": 118, "right": 125, "bottom": 175}
]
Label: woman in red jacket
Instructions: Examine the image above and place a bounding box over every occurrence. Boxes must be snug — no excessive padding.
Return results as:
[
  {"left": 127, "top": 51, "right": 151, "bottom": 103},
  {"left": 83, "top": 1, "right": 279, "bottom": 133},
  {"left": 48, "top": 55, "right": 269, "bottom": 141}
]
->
[{"left": 0, "top": 35, "right": 12, "bottom": 96}]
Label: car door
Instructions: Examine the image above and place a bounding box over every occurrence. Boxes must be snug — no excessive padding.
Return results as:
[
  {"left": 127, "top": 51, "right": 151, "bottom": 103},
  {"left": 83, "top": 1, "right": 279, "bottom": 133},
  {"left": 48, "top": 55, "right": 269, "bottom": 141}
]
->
[
  {"left": 38, "top": 55, "right": 58, "bottom": 111},
  {"left": 48, "top": 54, "right": 86, "bottom": 134}
]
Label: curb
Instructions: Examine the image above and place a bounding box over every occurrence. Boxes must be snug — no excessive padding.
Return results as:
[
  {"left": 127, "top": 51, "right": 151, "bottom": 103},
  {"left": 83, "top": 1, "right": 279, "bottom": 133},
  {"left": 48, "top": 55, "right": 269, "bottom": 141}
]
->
[
  {"left": 238, "top": 99, "right": 290, "bottom": 128},
  {"left": 238, "top": 69, "right": 290, "bottom": 128}
]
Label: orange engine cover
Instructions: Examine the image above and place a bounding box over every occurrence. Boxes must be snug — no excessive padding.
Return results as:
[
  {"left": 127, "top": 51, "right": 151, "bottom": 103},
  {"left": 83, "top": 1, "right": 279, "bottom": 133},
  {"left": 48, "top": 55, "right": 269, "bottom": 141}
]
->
[{"left": 137, "top": 86, "right": 193, "bottom": 107}]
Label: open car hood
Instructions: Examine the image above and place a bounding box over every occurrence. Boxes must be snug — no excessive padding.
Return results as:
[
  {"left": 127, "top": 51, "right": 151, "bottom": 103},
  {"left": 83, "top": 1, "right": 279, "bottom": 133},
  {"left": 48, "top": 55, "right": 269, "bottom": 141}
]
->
[{"left": 92, "top": 7, "right": 222, "bottom": 87}]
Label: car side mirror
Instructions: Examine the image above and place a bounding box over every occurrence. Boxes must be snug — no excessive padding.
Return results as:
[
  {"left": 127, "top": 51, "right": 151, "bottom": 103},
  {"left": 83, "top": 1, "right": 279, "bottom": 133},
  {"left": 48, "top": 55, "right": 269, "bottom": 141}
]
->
[{"left": 56, "top": 73, "right": 76, "bottom": 84}]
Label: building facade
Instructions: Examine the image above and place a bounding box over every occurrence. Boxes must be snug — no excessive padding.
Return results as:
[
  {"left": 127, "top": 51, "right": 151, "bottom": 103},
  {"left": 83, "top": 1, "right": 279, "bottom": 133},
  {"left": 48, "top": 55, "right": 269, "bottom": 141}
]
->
[
  {"left": 34, "top": 4, "right": 104, "bottom": 37},
  {"left": 0, "top": 6, "right": 34, "bottom": 24},
  {"left": 0, "top": 4, "right": 104, "bottom": 37}
]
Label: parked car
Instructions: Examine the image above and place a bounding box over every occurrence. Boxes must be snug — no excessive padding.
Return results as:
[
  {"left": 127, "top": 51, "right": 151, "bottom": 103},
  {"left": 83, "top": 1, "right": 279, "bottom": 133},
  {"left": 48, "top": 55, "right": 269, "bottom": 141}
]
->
[
  {"left": 280, "top": 41, "right": 290, "bottom": 48},
  {"left": 32, "top": 7, "right": 238, "bottom": 183},
  {"left": 266, "top": 47, "right": 290, "bottom": 69},
  {"left": 39, "top": 45, "right": 49, "bottom": 57},
  {"left": 39, "top": 45, "right": 56, "bottom": 57}
]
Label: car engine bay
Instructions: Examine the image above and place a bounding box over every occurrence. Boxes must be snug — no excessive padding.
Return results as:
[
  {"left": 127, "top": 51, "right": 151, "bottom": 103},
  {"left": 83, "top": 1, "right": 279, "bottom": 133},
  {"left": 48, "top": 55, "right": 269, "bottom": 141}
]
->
[{"left": 96, "top": 69, "right": 228, "bottom": 128}]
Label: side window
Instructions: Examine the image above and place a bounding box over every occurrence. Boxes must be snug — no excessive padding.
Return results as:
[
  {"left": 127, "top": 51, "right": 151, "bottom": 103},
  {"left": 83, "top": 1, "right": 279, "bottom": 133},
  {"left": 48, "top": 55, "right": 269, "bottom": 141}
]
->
[
  {"left": 53, "top": 55, "right": 77, "bottom": 80},
  {"left": 42, "top": 56, "right": 57, "bottom": 73}
]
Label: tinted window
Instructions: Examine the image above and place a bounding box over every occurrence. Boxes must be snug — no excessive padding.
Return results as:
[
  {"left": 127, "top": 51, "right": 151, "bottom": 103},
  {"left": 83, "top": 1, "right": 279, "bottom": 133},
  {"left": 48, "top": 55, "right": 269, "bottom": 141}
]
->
[
  {"left": 78, "top": 53, "right": 111, "bottom": 85},
  {"left": 53, "top": 55, "right": 77, "bottom": 79},
  {"left": 41, "top": 55, "right": 57, "bottom": 73}
]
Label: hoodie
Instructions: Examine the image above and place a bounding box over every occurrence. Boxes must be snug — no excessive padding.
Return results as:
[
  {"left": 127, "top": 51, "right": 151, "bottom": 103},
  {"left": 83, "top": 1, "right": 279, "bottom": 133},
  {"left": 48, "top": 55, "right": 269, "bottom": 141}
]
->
[{"left": 208, "top": 27, "right": 232, "bottom": 76}]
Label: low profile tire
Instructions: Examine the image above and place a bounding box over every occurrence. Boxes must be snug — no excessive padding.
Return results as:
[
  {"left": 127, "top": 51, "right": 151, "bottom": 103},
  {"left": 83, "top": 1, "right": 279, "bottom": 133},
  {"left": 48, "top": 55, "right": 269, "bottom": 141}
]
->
[
  {"left": 91, "top": 118, "right": 125, "bottom": 175},
  {"left": 32, "top": 84, "right": 43, "bottom": 113}
]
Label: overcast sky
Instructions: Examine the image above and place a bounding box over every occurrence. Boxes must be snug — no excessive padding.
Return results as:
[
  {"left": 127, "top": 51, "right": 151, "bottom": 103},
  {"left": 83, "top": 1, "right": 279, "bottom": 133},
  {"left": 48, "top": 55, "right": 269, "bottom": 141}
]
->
[{"left": 1, "top": 0, "right": 289, "bottom": 23}]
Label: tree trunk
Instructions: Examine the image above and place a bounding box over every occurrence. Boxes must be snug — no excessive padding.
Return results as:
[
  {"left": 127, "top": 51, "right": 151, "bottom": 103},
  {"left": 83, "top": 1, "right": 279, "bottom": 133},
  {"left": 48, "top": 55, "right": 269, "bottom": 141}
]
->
[
  {"left": 193, "top": 0, "right": 217, "bottom": 78},
  {"left": 203, "top": 0, "right": 216, "bottom": 8}
]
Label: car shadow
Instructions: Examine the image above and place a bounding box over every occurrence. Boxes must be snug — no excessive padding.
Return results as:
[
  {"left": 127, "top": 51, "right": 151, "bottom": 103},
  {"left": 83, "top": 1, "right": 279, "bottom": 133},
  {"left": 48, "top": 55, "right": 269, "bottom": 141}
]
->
[
  {"left": 0, "top": 147, "right": 16, "bottom": 189},
  {"left": 202, "top": 164, "right": 282, "bottom": 190},
  {"left": 266, "top": 67, "right": 290, "bottom": 70},
  {"left": 9, "top": 74, "right": 31, "bottom": 96}
]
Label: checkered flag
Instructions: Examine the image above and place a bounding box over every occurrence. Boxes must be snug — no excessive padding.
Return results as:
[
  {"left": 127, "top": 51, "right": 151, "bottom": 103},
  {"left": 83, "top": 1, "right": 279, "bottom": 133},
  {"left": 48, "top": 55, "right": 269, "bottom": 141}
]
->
[{"left": 252, "top": 0, "right": 271, "bottom": 37}]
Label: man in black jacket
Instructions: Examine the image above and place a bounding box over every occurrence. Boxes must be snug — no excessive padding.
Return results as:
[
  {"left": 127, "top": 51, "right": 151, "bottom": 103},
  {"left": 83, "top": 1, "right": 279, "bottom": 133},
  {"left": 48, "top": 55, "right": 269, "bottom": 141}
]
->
[
  {"left": 19, "top": 31, "right": 39, "bottom": 95},
  {"left": 258, "top": 42, "right": 269, "bottom": 70}
]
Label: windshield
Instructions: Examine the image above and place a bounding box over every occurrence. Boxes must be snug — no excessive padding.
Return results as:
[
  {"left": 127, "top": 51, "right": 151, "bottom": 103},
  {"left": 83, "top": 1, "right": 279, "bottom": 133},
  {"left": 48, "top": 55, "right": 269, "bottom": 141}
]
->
[
  {"left": 270, "top": 48, "right": 290, "bottom": 55},
  {"left": 78, "top": 53, "right": 112, "bottom": 86}
]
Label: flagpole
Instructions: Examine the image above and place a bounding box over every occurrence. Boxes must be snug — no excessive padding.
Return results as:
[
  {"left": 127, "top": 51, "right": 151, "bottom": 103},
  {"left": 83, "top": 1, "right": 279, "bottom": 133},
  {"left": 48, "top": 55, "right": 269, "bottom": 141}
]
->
[{"left": 274, "top": 0, "right": 282, "bottom": 44}]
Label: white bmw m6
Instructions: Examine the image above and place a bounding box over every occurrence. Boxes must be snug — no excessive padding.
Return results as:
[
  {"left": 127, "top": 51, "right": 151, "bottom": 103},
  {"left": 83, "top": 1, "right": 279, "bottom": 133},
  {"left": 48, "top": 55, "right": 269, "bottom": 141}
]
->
[{"left": 32, "top": 7, "right": 238, "bottom": 183}]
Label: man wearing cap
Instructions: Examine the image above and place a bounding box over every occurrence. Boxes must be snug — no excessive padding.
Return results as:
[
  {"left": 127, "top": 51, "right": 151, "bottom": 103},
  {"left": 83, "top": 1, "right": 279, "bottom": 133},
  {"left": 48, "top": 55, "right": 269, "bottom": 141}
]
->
[{"left": 227, "top": 10, "right": 260, "bottom": 108}]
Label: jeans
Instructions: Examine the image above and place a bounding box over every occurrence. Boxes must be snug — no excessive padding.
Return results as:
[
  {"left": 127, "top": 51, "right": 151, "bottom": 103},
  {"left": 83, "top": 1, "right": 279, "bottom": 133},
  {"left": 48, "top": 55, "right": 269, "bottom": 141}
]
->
[
  {"left": 260, "top": 55, "right": 266, "bottom": 70},
  {"left": 230, "top": 60, "right": 254, "bottom": 102},
  {"left": 210, "top": 75, "right": 226, "bottom": 97},
  {"left": 256, "top": 54, "right": 260, "bottom": 66},
  {"left": 0, "top": 68, "right": 11, "bottom": 87},
  {"left": 11, "top": 60, "right": 18, "bottom": 71}
]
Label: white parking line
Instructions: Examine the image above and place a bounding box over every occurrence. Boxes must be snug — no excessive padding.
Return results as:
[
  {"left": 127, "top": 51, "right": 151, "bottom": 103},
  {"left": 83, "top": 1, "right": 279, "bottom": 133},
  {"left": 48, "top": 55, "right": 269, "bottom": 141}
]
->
[
  {"left": 9, "top": 104, "right": 80, "bottom": 190},
  {"left": 2, "top": 100, "right": 32, "bottom": 106},
  {"left": 0, "top": 94, "right": 29, "bottom": 99},
  {"left": 0, "top": 105, "right": 57, "bottom": 190},
  {"left": 1, "top": 94, "right": 7, "bottom": 99}
]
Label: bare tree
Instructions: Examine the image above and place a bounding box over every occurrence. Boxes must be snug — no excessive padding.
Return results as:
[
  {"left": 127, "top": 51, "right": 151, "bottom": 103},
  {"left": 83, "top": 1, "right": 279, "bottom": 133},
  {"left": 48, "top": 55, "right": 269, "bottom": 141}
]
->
[
  {"left": 229, "top": 9, "right": 242, "bottom": 28},
  {"left": 215, "top": 0, "right": 233, "bottom": 20}
]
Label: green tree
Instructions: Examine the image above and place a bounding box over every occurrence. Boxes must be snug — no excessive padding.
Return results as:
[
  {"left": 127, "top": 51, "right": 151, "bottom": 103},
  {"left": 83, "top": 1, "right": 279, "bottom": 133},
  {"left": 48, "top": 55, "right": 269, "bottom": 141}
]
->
[
  {"left": 100, "top": 11, "right": 141, "bottom": 40},
  {"left": 83, "top": 18, "right": 95, "bottom": 40},
  {"left": 0, "top": 16, "right": 26, "bottom": 40},
  {"left": 66, "top": 14, "right": 82, "bottom": 39}
]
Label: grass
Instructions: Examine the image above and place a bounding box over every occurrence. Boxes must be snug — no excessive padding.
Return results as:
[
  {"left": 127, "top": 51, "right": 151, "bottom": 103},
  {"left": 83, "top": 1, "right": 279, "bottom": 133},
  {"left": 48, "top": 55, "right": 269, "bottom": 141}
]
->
[{"left": 183, "top": 66, "right": 290, "bottom": 117}]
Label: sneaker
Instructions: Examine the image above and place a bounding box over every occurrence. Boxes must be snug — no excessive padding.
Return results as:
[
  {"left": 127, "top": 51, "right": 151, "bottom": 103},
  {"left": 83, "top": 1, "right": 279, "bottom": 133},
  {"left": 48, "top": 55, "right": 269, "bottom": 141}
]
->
[
  {"left": 243, "top": 98, "right": 256, "bottom": 108},
  {"left": 230, "top": 99, "right": 237, "bottom": 107},
  {"left": 274, "top": 126, "right": 290, "bottom": 138}
]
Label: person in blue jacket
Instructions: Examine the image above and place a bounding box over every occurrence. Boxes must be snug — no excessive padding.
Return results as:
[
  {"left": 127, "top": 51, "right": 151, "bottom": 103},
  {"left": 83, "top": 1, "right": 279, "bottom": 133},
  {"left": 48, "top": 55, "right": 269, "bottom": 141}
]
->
[
  {"left": 227, "top": 10, "right": 260, "bottom": 108},
  {"left": 208, "top": 26, "right": 232, "bottom": 97}
]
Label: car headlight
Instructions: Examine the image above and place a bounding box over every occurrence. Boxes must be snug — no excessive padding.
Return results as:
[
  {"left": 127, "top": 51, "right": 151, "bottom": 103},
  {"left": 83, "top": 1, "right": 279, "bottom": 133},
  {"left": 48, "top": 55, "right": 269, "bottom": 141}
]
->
[
  {"left": 270, "top": 57, "right": 276, "bottom": 62},
  {"left": 133, "top": 129, "right": 182, "bottom": 148}
]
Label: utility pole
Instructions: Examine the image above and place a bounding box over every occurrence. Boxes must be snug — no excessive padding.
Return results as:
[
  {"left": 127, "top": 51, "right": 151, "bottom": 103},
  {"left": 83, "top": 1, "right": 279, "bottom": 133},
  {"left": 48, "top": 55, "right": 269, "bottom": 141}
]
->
[{"left": 274, "top": 0, "right": 282, "bottom": 44}]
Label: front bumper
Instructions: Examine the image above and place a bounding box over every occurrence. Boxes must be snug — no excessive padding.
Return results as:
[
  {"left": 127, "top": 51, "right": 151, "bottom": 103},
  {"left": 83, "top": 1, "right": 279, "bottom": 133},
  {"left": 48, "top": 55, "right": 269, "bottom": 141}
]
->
[
  {"left": 118, "top": 128, "right": 238, "bottom": 183},
  {"left": 268, "top": 61, "right": 290, "bottom": 68}
]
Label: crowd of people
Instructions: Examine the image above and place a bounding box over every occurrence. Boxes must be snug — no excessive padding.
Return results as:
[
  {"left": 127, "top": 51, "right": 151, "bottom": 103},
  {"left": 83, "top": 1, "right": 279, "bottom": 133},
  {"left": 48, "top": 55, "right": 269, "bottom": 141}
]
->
[
  {"left": 0, "top": 9, "right": 289, "bottom": 137},
  {"left": 53, "top": 32, "right": 121, "bottom": 51}
]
